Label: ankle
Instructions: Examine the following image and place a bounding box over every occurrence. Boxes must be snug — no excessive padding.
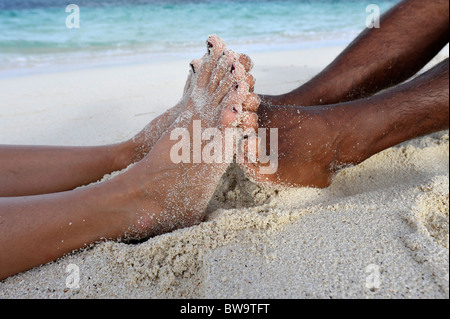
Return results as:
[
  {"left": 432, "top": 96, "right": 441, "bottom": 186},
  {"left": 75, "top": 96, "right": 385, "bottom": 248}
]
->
[
  {"left": 105, "top": 164, "right": 202, "bottom": 239},
  {"left": 109, "top": 140, "right": 141, "bottom": 172},
  {"left": 327, "top": 101, "right": 383, "bottom": 167}
]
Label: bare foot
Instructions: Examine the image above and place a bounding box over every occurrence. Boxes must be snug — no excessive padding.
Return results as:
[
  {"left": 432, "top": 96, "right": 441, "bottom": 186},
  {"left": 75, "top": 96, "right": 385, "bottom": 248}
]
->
[
  {"left": 243, "top": 59, "right": 449, "bottom": 188},
  {"left": 126, "top": 39, "right": 256, "bottom": 163},
  {"left": 240, "top": 104, "right": 341, "bottom": 188},
  {"left": 106, "top": 35, "right": 261, "bottom": 239}
]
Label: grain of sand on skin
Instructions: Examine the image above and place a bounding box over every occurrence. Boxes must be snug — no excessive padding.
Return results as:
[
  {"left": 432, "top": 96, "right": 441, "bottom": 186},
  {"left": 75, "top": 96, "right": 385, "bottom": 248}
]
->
[{"left": 0, "top": 48, "right": 448, "bottom": 299}]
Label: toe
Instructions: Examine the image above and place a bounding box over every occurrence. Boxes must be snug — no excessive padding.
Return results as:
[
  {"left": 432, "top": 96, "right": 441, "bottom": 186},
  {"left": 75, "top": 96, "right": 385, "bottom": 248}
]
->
[
  {"left": 212, "top": 61, "right": 246, "bottom": 105},
  {"left": 238, "top": 53, "right": 254, "bottom": 72},
  {"left": 184, "top": 58, "right": 202, "bottom": 94},
  {"left": 219, "top": 81, "right": 250, "bottom": 127},
  {"left": 242, "top": 93, "right": 260, "bottom": 112},
  {"left": 208, "top": 50, "right": 238, "bottom": 94},
  {"left": 221, "top": 107, "right": 240, "bottom": 128},
  {"left": 196, "top": 35, "right": 227, "bottom": 88},
  {"left": 240, "top": 111, "right": 258, "bottom": 131},
  {"left": 244, "top": 73, "right": 256, "bottom": 92},
  {"left": 190, "top": 58, "right": 202, "bottom": 75},
  {"left": 206, "top": 34, "right": 227, "bottom": 58},
  {"left": 231, "top": 81, "right": 251, "bottom": 105}
]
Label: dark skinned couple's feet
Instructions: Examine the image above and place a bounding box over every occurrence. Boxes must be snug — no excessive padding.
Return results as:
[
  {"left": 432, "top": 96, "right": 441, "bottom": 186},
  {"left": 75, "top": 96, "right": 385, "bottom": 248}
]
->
[{"left": 109, "top": 35, "right": 365, "bottom": 242}]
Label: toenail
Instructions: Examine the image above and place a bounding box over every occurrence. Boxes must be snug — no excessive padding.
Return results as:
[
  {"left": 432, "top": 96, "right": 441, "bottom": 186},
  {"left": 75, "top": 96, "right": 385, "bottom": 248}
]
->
[
  {"left": 230, "top": 64, "right": 235, "bottom": 73},
  {"left": 232, "top": 107, "right": 238, "bottom": 113},
  {"left": 207, "top": 41, "right": 213, "bottom": 54},
  {"left": 235, "top": 83, "right": 239, "bottom": 90},
  {"left": 190, "top": 63, "right": 195, "bottom": 74}
]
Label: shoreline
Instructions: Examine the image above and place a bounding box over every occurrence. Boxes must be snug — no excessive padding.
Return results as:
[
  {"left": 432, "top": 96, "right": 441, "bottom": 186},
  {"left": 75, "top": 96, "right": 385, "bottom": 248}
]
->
[{"left": 0, "top": 37, "right": 355, "bottom": 79}]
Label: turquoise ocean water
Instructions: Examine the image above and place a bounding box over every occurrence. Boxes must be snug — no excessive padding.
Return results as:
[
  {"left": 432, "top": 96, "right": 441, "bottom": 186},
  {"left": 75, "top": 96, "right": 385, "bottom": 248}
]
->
[{"left": 0, "top": 0, "right": 399, "bottom": 76}]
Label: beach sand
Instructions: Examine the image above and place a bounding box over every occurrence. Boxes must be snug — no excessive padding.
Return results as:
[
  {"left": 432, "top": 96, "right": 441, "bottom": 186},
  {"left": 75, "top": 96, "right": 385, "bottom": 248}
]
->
[{"left": 0, "top": 45, "right": 448, "bottom": 299}]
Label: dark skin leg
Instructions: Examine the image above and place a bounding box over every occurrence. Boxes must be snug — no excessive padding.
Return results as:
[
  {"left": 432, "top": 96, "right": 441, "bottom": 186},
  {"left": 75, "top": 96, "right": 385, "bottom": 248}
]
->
[
  {"left": 242, "top": 0, "right": 449, "bottom": 187},
  {"left": 0, "top": 143, "right": 134, "bottom": 197},
  {"left": 243, "top": 59, "right": 449, "bottom": 188},
  {"left": 262, "top": 0, "right": 449, "bottom": 107}
]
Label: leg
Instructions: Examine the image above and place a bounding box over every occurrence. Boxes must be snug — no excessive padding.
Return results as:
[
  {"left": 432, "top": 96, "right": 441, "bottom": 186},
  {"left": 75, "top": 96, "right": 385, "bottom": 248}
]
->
[
  {"left": 0, "top": 65, "right": 199, "bottom": 197},
  {"left": 0, "top": 143, "right": 133, "bottom": 197},
  {"left": 242, "top": 59, "right": 449, "bottom": 188},
  {"left": 0, "top": 35, "right": 260, "bottom": 280},
  {"left": 263, "top": 0, "right": 449, "bottom": 107},
  {"left": 0, "top": 53, "right": 254, "bottom": 198}
]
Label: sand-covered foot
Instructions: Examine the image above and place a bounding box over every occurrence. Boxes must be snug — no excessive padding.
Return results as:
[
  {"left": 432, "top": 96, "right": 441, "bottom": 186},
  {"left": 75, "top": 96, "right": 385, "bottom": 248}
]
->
[
  {"left": 129, "top": 37, "right": 255, "bottom": 162},
  {"left": 108, "top": 35, "right": 260, "bottom": 239}
]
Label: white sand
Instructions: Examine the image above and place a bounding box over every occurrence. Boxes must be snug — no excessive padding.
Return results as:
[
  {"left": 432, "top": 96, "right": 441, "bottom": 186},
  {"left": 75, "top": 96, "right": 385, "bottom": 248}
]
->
[{"left": 0, "top": 45, "right": 448, "bottom": 299}]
